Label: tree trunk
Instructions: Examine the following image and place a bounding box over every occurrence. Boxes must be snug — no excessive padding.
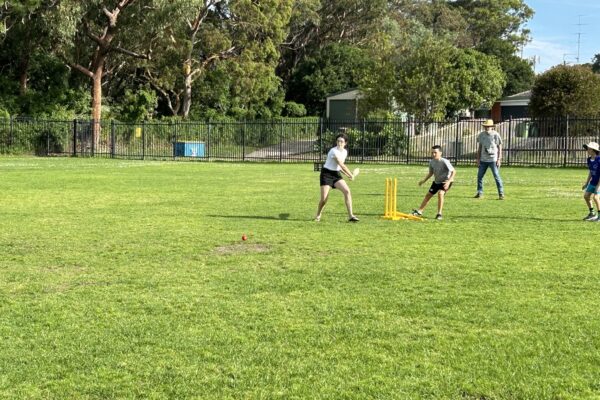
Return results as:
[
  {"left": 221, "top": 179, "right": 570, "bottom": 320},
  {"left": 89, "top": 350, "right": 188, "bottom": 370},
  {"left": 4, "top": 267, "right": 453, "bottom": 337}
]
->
[
  {"left": 92, "top": 64, "right": 104, "bottom": 149},
  {"left": 19, "top": 70, "right": 28, "bottom": 95},
  {"left": 182, "top": 71, "right": 192, "bottom": 119},
  {"left": 18, "top": 55, "right": 30, "bottom": 95}
]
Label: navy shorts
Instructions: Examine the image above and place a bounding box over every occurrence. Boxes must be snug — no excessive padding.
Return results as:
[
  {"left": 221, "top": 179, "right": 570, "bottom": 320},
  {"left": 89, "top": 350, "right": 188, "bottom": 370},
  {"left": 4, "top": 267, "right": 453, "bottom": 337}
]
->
[
  {"left": 429, "top": 182, "right": 452, "bottom": 194},
  {"left": 320, "top": 168, "right": 343, "bottom": 188}
]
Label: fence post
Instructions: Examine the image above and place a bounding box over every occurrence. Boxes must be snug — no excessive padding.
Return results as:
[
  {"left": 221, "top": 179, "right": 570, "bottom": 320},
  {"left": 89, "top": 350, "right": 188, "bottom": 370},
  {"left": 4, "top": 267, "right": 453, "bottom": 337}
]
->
[
  {"left": 142, "top": 120, "right": 146, "bottom": 160},
  {"left": 564, "top": 115, "right": 569, "bottom": 167},
  {"left": 242, "top": 120, "right": 246, "bottom": 161},
  {"left": 507, "top": 116, "right": 512, "bottom": 166},
  {"left": 173, "top": 120, "right": 178, "bottom": 160},
  {"left": 46, "top": 121, "right": 50, "bottom": 156},
  {"left": 91, "top": 120, "right": 95, "bottom": 157},
  {"left": 73, "top": 119, "right": 77, "bottom": 157},
  {"left": 206, "top": 119, "right": 211, "bottom": 160},
  {"left": 9, "top": 114, "right": 13, "bottom": 148},
  {"left": 110, "top": 120, "right": 116, "bottom": 158},
  {"left": 454, "top": 116, "right": 460, "bottom": 164},
  {"left": 361, "top": 118, "right": 366, "bottom": 164},
  {"left": 279, "top": 119, "right": 283, "bottom": 162},
  {"left": 406, "top": 116, "right": 411, "bottom": 164},
  {"left": 319, "top": 118, "right": 324, "bottom": 162}
]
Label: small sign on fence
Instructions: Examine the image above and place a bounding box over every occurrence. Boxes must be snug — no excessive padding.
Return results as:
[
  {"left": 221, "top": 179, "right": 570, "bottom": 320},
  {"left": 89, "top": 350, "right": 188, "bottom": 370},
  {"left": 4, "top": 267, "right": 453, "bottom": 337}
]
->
[{"left": 135, "top": 127, "right": 142, "bottom": 138}]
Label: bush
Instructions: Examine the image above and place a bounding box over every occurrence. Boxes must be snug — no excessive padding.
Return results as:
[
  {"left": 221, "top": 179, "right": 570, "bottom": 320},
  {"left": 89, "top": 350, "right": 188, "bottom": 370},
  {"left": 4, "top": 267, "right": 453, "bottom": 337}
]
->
[
  {"left": 282, "top": 102, "right": 307, "bottom": 117},
  {"left": 317, "top": 120, "right": 407, "bottom": 157},
  {"left": 33, "top": 130, "right": 65, "bottom": 156},
  {"left": 530, "top": 65, "right": 600, "bottom": 119}
]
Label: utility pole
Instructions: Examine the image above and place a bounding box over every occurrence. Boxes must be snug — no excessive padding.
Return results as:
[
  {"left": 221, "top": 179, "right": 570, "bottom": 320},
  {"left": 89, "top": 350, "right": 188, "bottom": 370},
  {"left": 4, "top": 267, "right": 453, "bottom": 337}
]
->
[{"left": 575, "top": 15, "right": 587, "bottom": 64}]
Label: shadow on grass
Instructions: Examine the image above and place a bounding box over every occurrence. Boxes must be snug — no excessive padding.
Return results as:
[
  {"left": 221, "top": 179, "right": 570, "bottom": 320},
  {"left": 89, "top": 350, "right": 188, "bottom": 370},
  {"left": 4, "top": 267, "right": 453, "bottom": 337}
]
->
[
  {"left": 208, "top": 212, "right": 577, "bottom": 223},
  {"left": 207, "top": 213, "right": 309, "bottom": 222},
  {"left": 453, "top": 214, "right": 576, "bottom": 222}
]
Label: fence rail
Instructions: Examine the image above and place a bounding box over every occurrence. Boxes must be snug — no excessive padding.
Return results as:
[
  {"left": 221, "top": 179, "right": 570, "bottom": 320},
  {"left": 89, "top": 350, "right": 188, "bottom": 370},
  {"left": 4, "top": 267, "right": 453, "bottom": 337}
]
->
[{"left": 1, "top": 117, "right": 599, "bottom": 167}]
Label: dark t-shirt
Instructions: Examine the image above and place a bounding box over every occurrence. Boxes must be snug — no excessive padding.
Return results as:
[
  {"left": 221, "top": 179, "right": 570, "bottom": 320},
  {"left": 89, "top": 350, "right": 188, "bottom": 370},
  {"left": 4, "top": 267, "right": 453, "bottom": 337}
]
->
[{"left": 587, "top": 156, "right": 600, "bottom": 186}]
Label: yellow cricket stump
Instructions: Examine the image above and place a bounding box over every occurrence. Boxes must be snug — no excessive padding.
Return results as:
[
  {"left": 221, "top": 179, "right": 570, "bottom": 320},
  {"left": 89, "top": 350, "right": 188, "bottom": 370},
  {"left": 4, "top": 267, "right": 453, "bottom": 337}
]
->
[{"left": 383, "top": 177, "right": 423, "bottom": 221}]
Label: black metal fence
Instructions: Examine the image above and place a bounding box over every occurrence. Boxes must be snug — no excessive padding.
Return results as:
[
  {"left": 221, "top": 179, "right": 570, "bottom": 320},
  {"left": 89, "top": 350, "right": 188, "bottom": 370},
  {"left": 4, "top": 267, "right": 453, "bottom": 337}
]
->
[{"left": 1, "top": 116, "right": 599, "bottom": 167}]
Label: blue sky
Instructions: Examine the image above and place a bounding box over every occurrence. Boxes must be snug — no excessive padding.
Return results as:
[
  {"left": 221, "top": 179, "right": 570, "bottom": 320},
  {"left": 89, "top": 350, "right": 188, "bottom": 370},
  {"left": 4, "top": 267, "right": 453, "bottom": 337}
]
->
[{"left": 521, "top": 0, "right": 600, "bottom": 73}]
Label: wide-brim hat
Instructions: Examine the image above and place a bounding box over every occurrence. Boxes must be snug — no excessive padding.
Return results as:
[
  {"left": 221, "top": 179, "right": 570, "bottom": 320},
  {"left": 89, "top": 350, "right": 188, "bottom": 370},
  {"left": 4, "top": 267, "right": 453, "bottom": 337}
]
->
[
  {"left": 482, "top": 119, "right": 495, "bottom": 127},
  {"left": 583, "top": 142, "right": 600, "bottom": 152}
]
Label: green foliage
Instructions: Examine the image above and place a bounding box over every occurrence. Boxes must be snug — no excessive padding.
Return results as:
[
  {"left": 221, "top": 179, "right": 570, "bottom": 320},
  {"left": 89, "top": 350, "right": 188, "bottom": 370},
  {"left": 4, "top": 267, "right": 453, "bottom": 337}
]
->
[
  {"left": 500, "top": 55, "right": 535, "bottom": 96},
  {"left": 478, "top": 38, "right": 535, "bottom": 96},
  {"left": 0, "top": 0, "right": 537, "bottom": 122},
  {"left": 319, "top": 120, "right": 407, "bottom": 157},
  {"left": 592, "top": 54, "right": 600, "bottom": 74},
  {"left": 288, "top": 43, "right": 377, "bottom": 115},
  {"left": 114, "top": 89, "right": 158, "bottom": 123},
  {"left": 393, "top": 35, "right": 504, "bottom": 119},
  {"left": 450, "top": 48, "right": 505, "bottom": 113},
  {"left": 282, "top": 101, "right": 307, "bottom": 117},
  {"left": 389, "top": 1, "right": 533, "bottom": 102},
  {"left": 449, "top": 0, "right": 534, "bottom": 51},
  {"left": 530, "top": 65, "right": 600, "bottom": 118}
]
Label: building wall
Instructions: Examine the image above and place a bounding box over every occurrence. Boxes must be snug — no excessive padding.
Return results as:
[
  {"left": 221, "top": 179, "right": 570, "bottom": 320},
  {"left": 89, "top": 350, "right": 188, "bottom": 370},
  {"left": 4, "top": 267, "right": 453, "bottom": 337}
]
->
[
  {"left": 501, "top": 105, "right": 529, "bottom": 120},
  {"left": 329, "top": 99, "right": 357, "bottom": 120}
]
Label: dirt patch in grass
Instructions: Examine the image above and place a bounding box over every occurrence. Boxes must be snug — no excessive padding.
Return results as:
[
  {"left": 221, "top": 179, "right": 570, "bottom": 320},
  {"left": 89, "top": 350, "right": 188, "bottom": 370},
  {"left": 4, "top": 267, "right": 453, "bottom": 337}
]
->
[{"left": 214, "top": 243, "right": 271, "bottom": 256}]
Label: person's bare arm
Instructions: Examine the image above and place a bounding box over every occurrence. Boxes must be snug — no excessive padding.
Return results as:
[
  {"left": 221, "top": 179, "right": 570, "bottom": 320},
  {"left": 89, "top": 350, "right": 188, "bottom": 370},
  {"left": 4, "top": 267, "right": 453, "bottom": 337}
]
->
[
  {"left": 419, "top": 171, "right": 433, "bottom": 186},
  {"left": 496, "top": 144, "right": 503, "bottom": 167},
  {"left": 443, "top": 169, "right": 456, "bottom": 190},
  {"left": 583, "top": 172, "right": 592, "bottom": 190},
  {"left": 334, "top": 157, "right": 355, "bottom": 180}
]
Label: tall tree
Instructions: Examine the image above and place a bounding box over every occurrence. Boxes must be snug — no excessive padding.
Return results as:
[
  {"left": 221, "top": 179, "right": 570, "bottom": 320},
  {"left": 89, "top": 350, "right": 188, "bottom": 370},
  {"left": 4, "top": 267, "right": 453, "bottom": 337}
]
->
[
  {"left": 449, "top": 0, "right": 533, "bottom": 52},
  {"left": 392, "top": 35, "right": 504, "bottom": 120},
  {"left": 279, "top": 0, "right": 386, "bottom": 85},
  {"left": 390, "top": 0, "right": 534, "bottom": 98},
  {"left": 592, "top": 54, "right": 600, "bottom": 74},
  {"left": 478, "top": 38, "right": 534, "bottom": 96},
  {"left": 57, "top": 0, "right": 149, "bottom": 143},
  {"left": 142, "top": 0, "right": 292, "bottom": 118},
  {"left": 0, "top": 0, "right": 62, "bottom": 95},
  {"left": 529, "top": 65, "right": 600, "bottom": 118}
]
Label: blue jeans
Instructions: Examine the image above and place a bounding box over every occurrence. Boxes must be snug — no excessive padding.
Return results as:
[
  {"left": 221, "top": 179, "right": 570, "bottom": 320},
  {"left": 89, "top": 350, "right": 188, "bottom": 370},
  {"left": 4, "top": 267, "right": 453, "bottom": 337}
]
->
[{"left": 477, "top": 161, "right": 504, "bottom": 195}]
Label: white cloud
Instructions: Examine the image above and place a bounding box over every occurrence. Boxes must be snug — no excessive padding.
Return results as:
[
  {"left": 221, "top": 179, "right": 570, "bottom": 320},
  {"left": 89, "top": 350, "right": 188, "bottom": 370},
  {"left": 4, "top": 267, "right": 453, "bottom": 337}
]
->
[{"left": 522, "top": 38, "right": 573, "bottom": 73}]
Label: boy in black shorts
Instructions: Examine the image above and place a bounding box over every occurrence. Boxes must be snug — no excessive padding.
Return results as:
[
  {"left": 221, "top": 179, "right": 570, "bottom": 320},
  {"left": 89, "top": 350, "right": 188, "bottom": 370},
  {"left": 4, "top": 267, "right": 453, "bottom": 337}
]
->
[{"left": 411, "top": 145, "right": 456, "bottom": 220}]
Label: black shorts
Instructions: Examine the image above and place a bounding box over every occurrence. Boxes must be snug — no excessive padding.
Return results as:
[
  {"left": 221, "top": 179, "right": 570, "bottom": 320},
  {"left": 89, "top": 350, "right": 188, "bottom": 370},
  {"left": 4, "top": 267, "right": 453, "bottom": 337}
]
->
[
  {"left": 320, "top": 168, "right": 343, "bottom": 188},
  {"left": 429, "top": 182, "right": 452, "bottom": 194}
]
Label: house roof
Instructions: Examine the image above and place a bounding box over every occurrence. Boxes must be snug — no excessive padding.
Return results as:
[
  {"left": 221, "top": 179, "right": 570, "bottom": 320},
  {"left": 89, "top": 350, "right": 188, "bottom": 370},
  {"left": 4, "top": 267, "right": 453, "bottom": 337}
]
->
[
  {"left": 499, "top": 90, "right": 531, "bottom": 106},
  {"left": 326, "top": 88, "right": 363, "bottom": 101}
]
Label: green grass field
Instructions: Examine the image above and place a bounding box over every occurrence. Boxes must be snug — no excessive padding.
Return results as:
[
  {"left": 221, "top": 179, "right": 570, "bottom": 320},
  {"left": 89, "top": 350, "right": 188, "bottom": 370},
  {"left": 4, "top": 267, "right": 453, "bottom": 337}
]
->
[{"left": 1, "top": 157, "right": 599, "bottom": 399}]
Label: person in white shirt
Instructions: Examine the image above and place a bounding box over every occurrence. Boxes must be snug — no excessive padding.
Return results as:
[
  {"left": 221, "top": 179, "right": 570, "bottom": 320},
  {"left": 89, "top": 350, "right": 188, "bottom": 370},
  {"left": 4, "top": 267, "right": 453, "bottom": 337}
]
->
[{"left": 315, "top": 133, "right": 359, "bottom": 222}]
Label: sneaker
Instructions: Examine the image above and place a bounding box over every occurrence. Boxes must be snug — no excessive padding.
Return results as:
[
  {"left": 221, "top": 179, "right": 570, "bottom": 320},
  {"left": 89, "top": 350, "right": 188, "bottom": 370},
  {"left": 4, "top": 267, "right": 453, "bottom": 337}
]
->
[
  {"left": 411, "top": 209, "right": 423, "bottom": 217},
  {"left": 587, "top": 216, "right": 599, "bottom": 222},
  {"left": 583, "top": 213, "right": 596, "bottom": 221},
  {"left": 435, "top": 214, "right": 443, "bottom": 220},
  {"left": 499, "top": 194, "right": 505, "bottom": 200},
  {"left": 314, "top": 215, "right": 321, "bottom": 222},
  {"left": 474, "top": 193, "right": 482, "bottom": 198},
  {"left": 348, "top": 216, "right": 360, "bottom": 223}
]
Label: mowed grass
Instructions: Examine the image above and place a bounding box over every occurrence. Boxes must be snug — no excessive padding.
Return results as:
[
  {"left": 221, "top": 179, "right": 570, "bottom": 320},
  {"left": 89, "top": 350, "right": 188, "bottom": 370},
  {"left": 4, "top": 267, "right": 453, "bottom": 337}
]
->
[{"left": 1, "top": 156, "right": 600, "bottom": 399}]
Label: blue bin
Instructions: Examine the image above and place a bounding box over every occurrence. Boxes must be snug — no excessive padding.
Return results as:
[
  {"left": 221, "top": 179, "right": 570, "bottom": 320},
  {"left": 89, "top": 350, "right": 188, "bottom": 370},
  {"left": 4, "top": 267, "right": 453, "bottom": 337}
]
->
[{"left": 174, "top": 141, "right": 205, "bottom": 157}]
